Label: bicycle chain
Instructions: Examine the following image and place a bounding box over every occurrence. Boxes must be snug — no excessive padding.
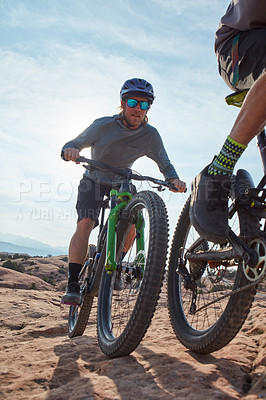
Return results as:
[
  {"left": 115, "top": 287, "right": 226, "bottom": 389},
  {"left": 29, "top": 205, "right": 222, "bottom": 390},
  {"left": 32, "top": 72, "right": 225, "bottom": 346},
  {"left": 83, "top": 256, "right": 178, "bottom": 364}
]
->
[{"left": 194, "top": 273, "right": 265, "bottom": 314}]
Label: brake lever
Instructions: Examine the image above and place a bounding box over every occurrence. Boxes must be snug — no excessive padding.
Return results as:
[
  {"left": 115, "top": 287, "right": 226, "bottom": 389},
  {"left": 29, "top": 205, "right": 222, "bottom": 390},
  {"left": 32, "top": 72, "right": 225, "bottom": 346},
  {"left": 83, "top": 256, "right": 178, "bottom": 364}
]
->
[{"left": 151, "top": 185, "right": 165, "bottom": 192}]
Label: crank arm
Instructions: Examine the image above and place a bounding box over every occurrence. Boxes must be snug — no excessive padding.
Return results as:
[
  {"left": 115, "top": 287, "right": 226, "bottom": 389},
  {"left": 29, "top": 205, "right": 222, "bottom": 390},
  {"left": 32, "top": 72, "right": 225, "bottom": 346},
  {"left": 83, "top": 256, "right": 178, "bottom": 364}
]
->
[
  {"left": 186, "top": 230, "right": 258, "bottom": 269},
  {"left": 227, "top": 229, "right": 258, "bottom": 268}
]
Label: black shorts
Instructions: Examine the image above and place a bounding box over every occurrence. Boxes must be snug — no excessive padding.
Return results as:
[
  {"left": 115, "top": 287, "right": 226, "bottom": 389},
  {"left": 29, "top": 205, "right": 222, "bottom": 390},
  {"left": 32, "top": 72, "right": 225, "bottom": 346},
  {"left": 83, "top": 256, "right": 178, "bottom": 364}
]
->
[
  {"left": 76, "top": 176, "right": 112, "bottom": 224},
  {"left": 76, "top": 175, "right": 137, "bottom": 225},
  {"left": 218, "top": 28, "right": 266, "bottom": 91}
]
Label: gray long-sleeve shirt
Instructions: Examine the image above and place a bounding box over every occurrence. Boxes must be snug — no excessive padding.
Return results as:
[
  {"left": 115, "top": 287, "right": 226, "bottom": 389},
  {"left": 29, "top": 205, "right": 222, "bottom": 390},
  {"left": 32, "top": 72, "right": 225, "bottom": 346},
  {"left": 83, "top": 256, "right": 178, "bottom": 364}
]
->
[
  {"left": 62, "top": 114, "right": 179, "bottom": 185},
  {"left": 215, "top": 0, "right": 266, "bottom": 54}
]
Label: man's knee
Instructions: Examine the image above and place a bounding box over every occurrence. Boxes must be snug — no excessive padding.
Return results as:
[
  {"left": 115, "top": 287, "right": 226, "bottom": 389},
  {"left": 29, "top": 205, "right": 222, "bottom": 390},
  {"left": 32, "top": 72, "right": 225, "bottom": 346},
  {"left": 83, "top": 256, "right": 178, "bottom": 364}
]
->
[
  {"left": 259, "top": 71, "right": 266, "bottom": 83},
  {"left": 76, "top": 217, "right": 95, "bottom": 233}
]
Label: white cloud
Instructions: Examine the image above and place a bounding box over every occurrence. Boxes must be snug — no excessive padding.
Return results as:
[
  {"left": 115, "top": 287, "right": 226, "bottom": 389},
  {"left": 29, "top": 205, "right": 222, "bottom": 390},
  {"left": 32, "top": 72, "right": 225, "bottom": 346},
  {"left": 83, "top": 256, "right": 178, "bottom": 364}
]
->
[{"left": 0, "top": 0, "right": 260, "bottom": 247}]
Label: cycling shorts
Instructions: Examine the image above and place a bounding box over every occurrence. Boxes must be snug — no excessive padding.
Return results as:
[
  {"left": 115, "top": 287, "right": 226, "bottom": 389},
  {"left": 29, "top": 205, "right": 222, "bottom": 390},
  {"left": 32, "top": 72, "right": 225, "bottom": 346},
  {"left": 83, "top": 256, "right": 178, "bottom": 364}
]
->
[
  {"left": 217, "top": 28, "right": 266, "bottom": 91},
  {"left": 76, "top": 175, "right": 136, "bottom": 225},
  {"left": 76, "top": 176, "right": 112, "bottom": 224}
]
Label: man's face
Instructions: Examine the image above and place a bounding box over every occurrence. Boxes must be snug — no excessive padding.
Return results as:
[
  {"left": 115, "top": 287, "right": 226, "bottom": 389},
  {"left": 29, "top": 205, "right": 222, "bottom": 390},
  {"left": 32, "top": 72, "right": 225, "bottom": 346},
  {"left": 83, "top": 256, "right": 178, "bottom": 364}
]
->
[{"left": 121, "top": 97, "right": 150, "bottom": 129}]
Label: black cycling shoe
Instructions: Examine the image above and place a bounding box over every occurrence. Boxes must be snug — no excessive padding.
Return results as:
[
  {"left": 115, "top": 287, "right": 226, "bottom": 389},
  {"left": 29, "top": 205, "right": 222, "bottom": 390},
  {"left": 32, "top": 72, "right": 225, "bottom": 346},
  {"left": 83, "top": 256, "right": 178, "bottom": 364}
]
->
[
  {"left": 189, "top": 165, "right": 231, "bottom": 244},
  {"left": 61, "top": 282, "right": 81, "bottom": 305}
]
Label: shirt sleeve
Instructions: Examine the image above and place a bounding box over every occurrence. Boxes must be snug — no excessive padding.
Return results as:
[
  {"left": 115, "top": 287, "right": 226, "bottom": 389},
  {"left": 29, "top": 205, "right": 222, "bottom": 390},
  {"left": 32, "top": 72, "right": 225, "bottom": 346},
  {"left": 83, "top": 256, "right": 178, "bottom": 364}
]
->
[
  {"left": 146, "top": 128, "right": 179, "bottom": 180},
  {"left": 61, "top": 119, "right": 100, "bottom": 158}
]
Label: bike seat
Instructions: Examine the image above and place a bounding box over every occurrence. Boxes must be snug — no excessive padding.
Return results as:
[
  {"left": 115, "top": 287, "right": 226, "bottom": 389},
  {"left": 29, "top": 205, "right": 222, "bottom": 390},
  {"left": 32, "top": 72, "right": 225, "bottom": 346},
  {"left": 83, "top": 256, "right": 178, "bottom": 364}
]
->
[{"left": 225, "top": 89, "right": 249, "bottom": 108}]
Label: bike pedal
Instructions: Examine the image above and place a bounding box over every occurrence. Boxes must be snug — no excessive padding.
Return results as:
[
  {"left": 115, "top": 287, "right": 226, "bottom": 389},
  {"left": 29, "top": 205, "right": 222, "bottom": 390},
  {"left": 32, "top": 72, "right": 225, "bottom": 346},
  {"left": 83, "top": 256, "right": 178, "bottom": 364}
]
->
[{"left": 61, "top": 300, "right": 80, "bottom": 306}]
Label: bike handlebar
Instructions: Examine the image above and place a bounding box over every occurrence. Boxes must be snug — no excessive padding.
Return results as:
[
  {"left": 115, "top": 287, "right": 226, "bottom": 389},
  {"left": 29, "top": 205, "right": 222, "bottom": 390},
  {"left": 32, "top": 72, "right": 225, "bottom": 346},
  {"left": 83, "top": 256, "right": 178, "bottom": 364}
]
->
[{"left": 75, "top": 156, "right": 181, "bottom": 192}]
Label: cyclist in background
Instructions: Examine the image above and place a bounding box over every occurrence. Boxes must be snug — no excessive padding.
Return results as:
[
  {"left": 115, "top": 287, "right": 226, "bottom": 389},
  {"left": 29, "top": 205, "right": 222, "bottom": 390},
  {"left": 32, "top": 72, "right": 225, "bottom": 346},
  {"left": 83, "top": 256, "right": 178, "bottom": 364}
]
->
[
  {"left": 61, "top": 78, "right": 186, "bottom": 304},
  {"left": 190, "top": 0, "right": 266, "bottom": 243}
]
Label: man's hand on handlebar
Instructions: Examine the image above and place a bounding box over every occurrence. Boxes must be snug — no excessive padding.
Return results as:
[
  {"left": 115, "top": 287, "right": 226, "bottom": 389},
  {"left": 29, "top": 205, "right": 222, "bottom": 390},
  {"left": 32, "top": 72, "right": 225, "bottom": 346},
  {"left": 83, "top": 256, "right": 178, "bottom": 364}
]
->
[
  {"left": 63, "top": 148, "right": 80, "bottom": 162},
  {"left": 168, "top": 178, "right": 187, "bottom": 193}
]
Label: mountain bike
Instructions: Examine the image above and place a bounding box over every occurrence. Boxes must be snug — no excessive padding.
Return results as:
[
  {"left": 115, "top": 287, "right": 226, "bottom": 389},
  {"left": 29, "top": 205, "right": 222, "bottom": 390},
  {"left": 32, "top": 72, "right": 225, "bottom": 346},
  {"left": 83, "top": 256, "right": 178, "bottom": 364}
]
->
[
  {"left": 66, "top": 157, "right": 177, "bottom": 358},
  {"left": 167, "top": 90, "right": 266, "bottom": 353}
]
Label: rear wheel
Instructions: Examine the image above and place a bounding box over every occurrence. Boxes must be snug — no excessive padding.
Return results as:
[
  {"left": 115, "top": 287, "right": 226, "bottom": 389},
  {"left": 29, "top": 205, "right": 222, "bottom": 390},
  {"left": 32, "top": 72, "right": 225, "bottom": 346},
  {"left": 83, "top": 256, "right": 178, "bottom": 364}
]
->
[
  {"left": 97, "top": 191, "right": 169, "bottom": 358},
  {"left": 167, "top": 196, "right": 262, "bottom": 353},
  {"left": 68, "top": 244, "right": 96, "bottom": 338}
]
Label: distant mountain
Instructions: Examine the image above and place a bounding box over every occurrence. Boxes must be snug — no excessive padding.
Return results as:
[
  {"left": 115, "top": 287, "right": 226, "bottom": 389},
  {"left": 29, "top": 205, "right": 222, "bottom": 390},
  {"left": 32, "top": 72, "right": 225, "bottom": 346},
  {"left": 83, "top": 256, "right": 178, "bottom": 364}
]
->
[
  {"left": 0, "top": 233, "right": 67, "bottom": 253},
  {"left": 0, "top": 240, "right": 67, "bottom": 257}
]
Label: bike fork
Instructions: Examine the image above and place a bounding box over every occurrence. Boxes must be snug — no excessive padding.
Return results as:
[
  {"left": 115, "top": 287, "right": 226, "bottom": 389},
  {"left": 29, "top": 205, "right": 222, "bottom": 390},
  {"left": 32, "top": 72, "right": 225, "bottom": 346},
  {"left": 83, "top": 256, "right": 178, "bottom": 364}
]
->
[
  {"left": 257, "top": 129, "right": 266, "bottom": 174},
  {"left": 105, "top": 190, "right": 132, "bottom": 273}
]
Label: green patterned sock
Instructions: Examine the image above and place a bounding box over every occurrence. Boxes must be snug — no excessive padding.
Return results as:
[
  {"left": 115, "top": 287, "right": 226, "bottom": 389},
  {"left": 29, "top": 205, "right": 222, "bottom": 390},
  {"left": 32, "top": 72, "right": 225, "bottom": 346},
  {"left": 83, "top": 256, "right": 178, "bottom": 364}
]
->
[{"left": 208, "top": 135, "right": 247, "bottom": 176}]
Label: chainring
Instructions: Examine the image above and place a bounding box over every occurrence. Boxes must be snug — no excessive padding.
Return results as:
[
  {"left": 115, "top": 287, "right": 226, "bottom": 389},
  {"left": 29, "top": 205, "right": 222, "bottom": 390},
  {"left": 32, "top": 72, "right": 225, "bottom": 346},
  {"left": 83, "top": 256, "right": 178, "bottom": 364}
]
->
[{"left": 242, "top": 237, "right": 266, "bottom": 281}]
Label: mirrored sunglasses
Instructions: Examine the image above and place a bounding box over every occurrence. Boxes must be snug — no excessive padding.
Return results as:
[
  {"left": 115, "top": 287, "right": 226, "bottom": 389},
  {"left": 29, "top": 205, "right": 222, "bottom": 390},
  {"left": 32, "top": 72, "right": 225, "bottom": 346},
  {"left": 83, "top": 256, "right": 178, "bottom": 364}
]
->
[{"left": 127, "top": 98, "right": 150, "bottom": 110}]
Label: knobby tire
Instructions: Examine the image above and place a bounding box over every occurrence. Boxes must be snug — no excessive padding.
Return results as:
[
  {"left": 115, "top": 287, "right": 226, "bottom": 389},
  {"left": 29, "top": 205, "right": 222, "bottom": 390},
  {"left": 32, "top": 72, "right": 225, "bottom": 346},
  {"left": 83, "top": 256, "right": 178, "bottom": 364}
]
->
[
  {"left": 97, "top": 190, "right": 169, "bottom": 358},
  {"left": 68, "top": 244, "right": 96, "bottom": 338},
  {"left": 167, "top": 196, "right": 260, "bottom": 353}
]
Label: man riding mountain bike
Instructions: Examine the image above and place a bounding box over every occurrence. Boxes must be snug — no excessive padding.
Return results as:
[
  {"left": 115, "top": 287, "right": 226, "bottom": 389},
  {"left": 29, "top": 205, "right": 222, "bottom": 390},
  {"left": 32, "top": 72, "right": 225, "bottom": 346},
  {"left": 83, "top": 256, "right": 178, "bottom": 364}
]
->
[{"left": 61, "top": 78, "right": 186, "bottom": 304}]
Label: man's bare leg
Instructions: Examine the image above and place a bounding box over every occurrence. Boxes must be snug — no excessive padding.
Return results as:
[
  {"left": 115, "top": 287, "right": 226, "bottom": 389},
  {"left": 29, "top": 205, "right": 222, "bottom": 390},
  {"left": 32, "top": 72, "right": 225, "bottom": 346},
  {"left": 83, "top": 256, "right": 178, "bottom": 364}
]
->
[
  {"left": 230, "top": 72, "right": 266, "bottom": 145},
  {"left": 62, "top": 217, "right": 95, "bottom": 304},
  {"left": 190, "top": 72, "right": 266, "bottom": 243},
  {"left": 69, "top": 217, "right": 95, "bottom": 264}
]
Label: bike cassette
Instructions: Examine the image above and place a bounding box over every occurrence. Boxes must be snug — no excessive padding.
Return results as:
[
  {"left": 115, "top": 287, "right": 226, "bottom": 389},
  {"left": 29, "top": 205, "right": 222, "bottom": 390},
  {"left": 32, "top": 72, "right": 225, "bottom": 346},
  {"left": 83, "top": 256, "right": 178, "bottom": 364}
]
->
[{"left": 242, "top": 238, "right": 266, "bottom": 282}]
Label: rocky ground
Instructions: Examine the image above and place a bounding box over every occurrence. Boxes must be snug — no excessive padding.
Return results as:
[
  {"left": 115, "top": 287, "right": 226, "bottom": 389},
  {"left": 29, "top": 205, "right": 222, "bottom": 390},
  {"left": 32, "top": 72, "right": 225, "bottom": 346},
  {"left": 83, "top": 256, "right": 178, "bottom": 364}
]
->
[{"left": 0, "top": 254, "right": 265, "bottom": 399}]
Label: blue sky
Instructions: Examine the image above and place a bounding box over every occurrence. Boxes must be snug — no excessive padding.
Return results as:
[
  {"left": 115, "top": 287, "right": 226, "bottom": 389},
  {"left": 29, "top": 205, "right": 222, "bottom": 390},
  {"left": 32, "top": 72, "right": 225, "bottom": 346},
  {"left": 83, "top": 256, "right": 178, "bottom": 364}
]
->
[{"left": 0, "top": 0, "right": 260, "bottom": 248}]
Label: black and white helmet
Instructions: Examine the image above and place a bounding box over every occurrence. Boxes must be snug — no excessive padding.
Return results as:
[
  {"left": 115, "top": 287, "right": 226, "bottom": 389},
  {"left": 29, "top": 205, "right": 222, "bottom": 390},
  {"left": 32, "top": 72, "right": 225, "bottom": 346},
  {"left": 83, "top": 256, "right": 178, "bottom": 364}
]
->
[{"left": 120, "top": 78, "right": 155, "bottom": 103}]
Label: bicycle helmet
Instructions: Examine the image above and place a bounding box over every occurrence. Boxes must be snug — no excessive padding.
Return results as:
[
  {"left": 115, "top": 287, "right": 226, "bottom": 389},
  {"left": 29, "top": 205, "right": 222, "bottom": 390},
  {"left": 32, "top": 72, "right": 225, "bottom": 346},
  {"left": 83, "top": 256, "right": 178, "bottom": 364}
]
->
[{"left": 120, "top": 78, "right": 155, "bottom": 103}]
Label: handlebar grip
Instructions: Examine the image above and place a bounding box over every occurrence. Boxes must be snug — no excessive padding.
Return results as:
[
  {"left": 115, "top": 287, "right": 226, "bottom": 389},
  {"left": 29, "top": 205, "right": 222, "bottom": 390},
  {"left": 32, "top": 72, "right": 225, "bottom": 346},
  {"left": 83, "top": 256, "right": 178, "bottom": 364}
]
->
[{"left": 75, "top": 156, "right": 87, "bottom": 163}]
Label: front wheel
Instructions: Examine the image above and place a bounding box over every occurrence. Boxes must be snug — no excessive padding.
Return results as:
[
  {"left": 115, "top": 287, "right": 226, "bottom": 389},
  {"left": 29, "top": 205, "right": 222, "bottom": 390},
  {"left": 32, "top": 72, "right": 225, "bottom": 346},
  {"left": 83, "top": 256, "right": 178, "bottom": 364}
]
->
[
  {"left": 68, "top": 244, "right": 96, "bottom": 338},
  {"left": 167, "top": 197, "right": 261, "bottom": 353},
  {"left": 97, "top": 190, "right": 169, "bottom": 358}
]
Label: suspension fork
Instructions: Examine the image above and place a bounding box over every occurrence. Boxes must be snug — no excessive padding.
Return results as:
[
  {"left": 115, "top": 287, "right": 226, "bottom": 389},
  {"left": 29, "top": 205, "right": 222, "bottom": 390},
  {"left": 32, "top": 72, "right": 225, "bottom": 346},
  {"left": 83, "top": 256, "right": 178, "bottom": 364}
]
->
[
  {"left": 135, "top": 211, "right": 145, "bottom": 272},
  {"left": 257, "top": 129, "right": 266, "bottom": 174},
  {"left": 105, "top": 190, "right": 132, "bottom": 273}
]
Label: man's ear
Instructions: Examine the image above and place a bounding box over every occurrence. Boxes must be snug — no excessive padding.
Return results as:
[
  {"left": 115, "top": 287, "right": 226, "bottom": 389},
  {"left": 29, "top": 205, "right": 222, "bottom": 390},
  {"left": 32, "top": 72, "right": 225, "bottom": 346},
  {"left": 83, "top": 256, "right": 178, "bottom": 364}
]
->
[{"left": 121, "top": 100, "right": 126, "bottom": 110}]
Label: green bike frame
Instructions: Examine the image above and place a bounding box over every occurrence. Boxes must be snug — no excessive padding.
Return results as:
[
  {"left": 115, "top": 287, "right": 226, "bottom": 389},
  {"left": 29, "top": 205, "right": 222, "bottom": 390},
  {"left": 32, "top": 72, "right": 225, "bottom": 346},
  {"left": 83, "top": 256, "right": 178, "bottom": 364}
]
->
[{"left": 105, "top": 189, "right": 145, "bottom": 273}]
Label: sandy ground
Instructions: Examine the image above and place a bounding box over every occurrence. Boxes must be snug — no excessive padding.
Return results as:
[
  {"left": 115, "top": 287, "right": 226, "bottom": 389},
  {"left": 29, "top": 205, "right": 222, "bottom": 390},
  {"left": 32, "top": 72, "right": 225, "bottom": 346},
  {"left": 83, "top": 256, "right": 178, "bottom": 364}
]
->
[{"left": 0, "top": 270, "right": 265, "bottom": 400}]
